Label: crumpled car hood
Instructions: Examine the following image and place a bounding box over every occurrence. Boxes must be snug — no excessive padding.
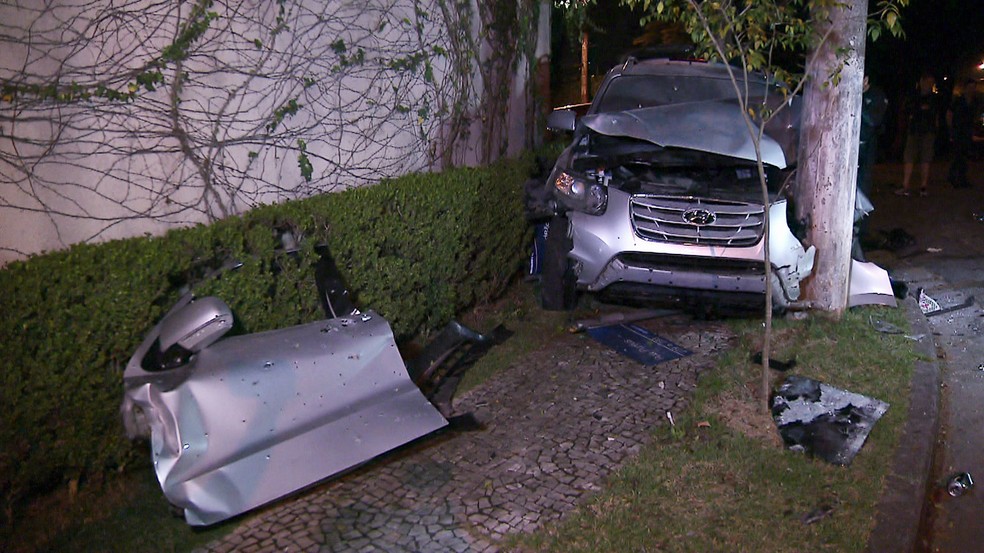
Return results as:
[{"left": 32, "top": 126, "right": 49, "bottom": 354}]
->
[{"left": 580, "top": 100, "right": 792, "bottom": 168}]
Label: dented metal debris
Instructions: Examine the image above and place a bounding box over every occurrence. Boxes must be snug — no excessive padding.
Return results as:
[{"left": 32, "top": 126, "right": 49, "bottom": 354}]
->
[
  {"left": 771, "top": 375, "right": 889, "bottom": 466},
  {"left": 121, "top": 254, "right": 502, "bottom": 526},
  {"left": 848, "top": 260, "right": 898, "bottom": 308}
]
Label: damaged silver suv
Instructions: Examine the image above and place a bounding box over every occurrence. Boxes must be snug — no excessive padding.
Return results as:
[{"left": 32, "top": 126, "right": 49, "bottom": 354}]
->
[{"left": 527, "top": 55, "right": 816, "bottom": 313}]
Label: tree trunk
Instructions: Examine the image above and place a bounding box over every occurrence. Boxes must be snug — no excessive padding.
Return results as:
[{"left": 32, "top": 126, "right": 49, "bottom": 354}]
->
[
  {"left": 795, "top": 0, "right": 868, "bottom": 316},
  {"left": 580, "top": 30, "right": 589, "bottom": 103}
]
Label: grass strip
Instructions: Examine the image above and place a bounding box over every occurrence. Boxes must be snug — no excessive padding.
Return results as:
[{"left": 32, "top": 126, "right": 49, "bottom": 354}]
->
[{"left": 517, "top": 305, "right": 918, "bottom": 552}]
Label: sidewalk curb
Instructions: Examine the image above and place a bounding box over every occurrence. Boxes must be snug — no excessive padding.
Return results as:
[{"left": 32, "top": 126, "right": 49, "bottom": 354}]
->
[{"left": 866, "top": 297, "right": 941, "bottom": 553}]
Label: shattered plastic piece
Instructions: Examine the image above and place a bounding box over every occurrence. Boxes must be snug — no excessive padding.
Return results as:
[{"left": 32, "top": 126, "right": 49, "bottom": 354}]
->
[
  {"left": 751, "top": 351, "right": 796, "bottom": 371},
  {"left": 869, "top": 316, "right": 903, "bottom": 335},
  {"left": 802, "top": 505, "right": 834, "bottom": 525},
  {"left": 918, "top": 288, "right": 941, "bottom": 314},
  {"left": 771, "top": 376, "right": 889, "bottom": 465},
  {"left": 406, "top": 321, "right": 512, "bottom": 417},
  {"left": 923, "top": 295, "right": 976, "bottom": 318},
  {"left": 947, "top": 472, "right": 974, "bottom": 497}
]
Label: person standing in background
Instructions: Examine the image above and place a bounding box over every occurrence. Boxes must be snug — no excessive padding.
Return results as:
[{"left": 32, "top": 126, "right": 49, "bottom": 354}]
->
[
  {"left": 947, "top": 79, "right": 977, "bottom": 189},
  {"left": 853, "top": 75, "right": 887, "bottom": 261},
  {"left": 896, "top": 74, "right": 939, "bottom": 197},
  {"left": 858, "top": 75, "right": 888, "bottom": 198}
]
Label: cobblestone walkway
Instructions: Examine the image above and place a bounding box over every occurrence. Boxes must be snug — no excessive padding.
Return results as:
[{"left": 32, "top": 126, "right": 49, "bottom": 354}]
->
[{"left": 198, "top": 316, "right": 734, "bottom": 553}]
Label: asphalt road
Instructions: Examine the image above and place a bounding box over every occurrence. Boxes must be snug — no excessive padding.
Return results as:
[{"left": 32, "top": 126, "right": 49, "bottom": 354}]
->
[{"left": 866, "top": 158, "right": 984, "bottom": 553}]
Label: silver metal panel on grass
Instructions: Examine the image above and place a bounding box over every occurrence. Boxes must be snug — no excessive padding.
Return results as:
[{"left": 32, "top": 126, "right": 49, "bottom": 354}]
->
[{"left": 122, "top": 302, "right": 448, "bottom": 526}]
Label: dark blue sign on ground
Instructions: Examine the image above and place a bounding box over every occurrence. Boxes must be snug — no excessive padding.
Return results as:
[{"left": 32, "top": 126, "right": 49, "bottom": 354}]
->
[{"left": 587, "top": 323, "right": 692, "bottom": 366}]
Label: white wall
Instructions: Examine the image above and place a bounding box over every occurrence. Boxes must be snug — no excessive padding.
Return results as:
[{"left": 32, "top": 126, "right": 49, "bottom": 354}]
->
[{"left": 0, "top": 0, "right": 546, "bottom": 265}]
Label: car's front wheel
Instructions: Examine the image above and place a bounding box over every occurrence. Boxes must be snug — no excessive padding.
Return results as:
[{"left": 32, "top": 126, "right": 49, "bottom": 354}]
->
[{"left": 540, "top": 216, "right": 577, "bottom": 311}]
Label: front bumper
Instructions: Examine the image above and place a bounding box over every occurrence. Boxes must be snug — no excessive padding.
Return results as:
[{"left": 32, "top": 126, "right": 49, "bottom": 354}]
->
[{"left": 568, "top": 188, "right": 816, "bottom": 305}]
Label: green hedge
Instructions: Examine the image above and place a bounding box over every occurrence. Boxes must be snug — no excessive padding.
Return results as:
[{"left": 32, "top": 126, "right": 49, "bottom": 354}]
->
[{"left": 0, "top": 156, "right": 532, "bottom": 514}]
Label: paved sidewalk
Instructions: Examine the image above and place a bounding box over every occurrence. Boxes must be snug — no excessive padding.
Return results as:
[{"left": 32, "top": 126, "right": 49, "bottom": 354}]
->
[
  {"left": 197, "top": 317, "right": 735, "bottom": 553},
  {"left": 864, "top": 159, "right": 984, "bottom": 552}
]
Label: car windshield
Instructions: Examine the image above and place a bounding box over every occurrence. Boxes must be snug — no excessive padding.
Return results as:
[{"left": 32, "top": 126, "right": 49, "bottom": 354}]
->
[{"left": 593, "top": 74, "right": 757, "bottom": 113}]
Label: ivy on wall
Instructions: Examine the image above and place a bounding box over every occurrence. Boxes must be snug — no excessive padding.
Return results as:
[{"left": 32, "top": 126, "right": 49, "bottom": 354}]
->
[{"left": 0, "top": 0, "right": 542, "bottom": 262}]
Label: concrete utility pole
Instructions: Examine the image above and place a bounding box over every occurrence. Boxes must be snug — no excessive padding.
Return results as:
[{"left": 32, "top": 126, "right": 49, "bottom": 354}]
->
[{"left": 795, "top": 0, "right": 869, "bottom": 316}]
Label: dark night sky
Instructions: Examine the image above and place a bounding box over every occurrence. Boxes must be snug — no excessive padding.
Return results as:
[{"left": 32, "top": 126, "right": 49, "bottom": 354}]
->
[
  {"left": 868, "top": 0, "right": 984, "bottom": 89},
  {"left": 552, "top": 0, "right": 984, "bottom": 151},
  {"left": 558, "top": 0, "right": 984, "bottom": 92}
]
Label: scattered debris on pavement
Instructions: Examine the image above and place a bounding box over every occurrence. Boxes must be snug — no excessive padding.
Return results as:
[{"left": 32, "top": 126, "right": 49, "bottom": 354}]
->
[
  {"left": 927, "top": 296, "right": 975, "bottom": 318},
  {"left": 946, "top": 472, "right": 974, "bottom": 497},
  {"left": 918, "top": 287, "right": 941, "bottom": 313},
  {"left": 916, "top": 288, "right": 976, "bottom": 317},
  {"left": 869, "top": 316, "right": 903, "bottom": 334}
]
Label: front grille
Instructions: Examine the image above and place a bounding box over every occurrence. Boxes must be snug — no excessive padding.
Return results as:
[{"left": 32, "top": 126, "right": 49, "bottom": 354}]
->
[
  {"left": 616, "top": 252, "right": 766, "bottom": 275},
  {"left": 630, "top": 195, "right": 765, "bottom": 246}
]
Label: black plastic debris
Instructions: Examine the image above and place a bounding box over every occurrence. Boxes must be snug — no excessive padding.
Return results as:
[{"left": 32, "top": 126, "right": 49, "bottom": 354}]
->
[
  {"left": 407, "top": 322, "right": 513, "bottom": 417},
  {"left": 914, "top": 287, "right": 977, "bottom": 317},
  {"left": 447, "top": 413, "right": 486, "bottom": 432},
  {"left": 751, "top": 351, "right": 797, "bottom": 372},
  {"left": 865, "top": 227, "right": 915, "bottom": 252},
  {"left": 771, "top": 376, "right": 889, "bottom": 466},
  {"left": 890, "top": 278, "right": 909, "bottom": 300},
  {"left": 869, "top": 316, "right": 903, "bottom": 334},
  {"left": 569, "top": 308, "right": 677, "bottom": 333},
  {"left": 802, "top": 505, "right": 834, "bottom": 525},
  {"left": 922, "top": 293, "right": 975, "bottom": 318},
  {"left": 946, "top": 472, "right": 974, "bottom": 497}
]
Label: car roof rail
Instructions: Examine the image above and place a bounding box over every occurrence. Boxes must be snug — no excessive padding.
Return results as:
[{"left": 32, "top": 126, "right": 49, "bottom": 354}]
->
[{"left": 620, "top": 44, "right": 701, "bottom": 67}]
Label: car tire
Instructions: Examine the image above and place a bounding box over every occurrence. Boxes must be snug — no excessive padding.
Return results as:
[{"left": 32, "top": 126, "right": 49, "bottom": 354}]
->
[{"left": 540, "top": 216, "right": 577, "bottom": 311}]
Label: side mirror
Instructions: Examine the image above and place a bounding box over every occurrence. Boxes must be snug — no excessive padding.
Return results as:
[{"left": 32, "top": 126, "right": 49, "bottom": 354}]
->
[
  {"left": 159, "top": 296, "right": 234, "bottom": 355},
  {"left": 546, "top": 109, "right": 576, "bottom": 133}
]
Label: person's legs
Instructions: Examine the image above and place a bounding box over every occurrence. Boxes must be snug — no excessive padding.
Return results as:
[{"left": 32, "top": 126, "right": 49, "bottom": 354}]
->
[
  {"left": 899, "top": 133, "right": 917, "bottom": 194},
  {"left": 900, "top": 163, "right": 914, "bottom": 194},
  {"left": 951, "top": 139, "right": 970, "bottom": 187},
  {"left": 917, "top": 133, "right": 935, "bottom": 195}
]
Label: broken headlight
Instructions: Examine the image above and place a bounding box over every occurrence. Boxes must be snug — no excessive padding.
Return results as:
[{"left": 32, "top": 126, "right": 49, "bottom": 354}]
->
[{"left": 550, "top": 170, "right": 607, "bottom": 215}]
